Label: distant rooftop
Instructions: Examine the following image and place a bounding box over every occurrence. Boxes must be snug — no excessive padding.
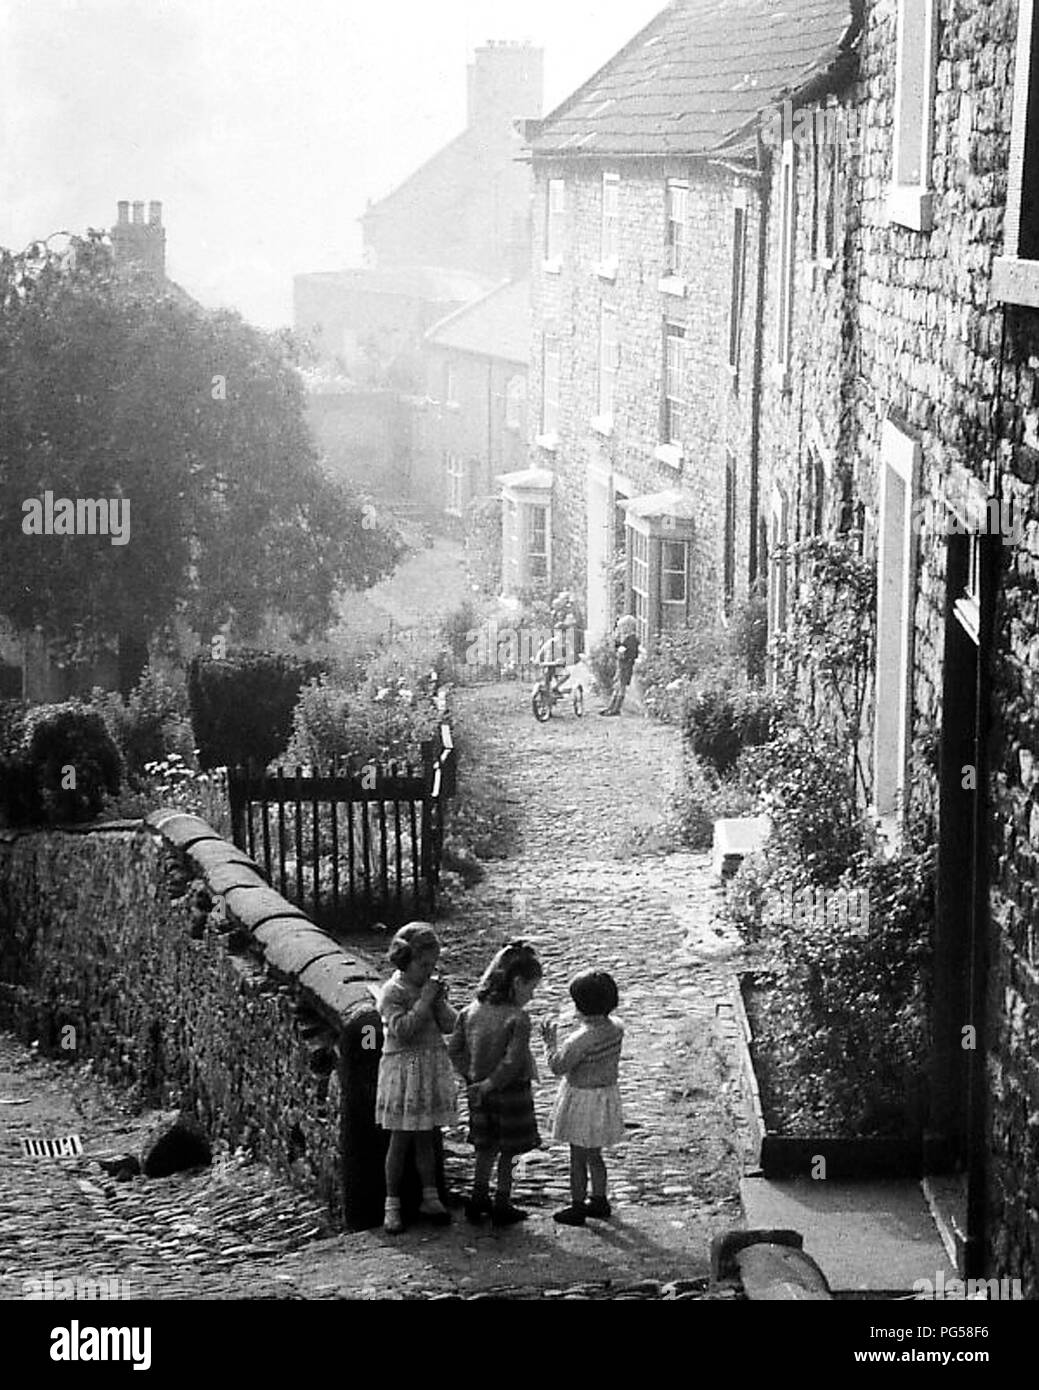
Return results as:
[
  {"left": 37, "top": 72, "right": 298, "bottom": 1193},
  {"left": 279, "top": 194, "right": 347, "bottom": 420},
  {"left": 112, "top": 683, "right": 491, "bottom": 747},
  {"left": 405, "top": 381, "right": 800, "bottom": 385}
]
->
[
  {"left": 526, "top": 0, "right": 857, "bottom": 158},
  {"left": 425, "top": 278, "right": 530, "bottom": 364},
  {"left": 294, "top": 265, "right": 497, "bottom": 305}
]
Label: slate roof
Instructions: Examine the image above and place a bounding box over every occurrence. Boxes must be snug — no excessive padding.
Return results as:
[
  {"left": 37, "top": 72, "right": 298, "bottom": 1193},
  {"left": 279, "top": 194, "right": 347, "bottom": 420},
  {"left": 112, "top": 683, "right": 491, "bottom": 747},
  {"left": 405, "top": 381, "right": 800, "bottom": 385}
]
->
[
  {"left": 425, "top": 278, "right": 530, "bottom": 364},
  {"left": 527, "top": 0, "right": 857, "bottom": 158}
]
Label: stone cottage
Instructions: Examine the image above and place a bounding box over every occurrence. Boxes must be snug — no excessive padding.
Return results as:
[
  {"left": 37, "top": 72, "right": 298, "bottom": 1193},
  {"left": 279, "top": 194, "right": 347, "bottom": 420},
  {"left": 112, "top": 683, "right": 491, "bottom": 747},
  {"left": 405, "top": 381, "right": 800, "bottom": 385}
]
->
[
  {"left": 518, "top": 0, "right": 856, "bottom": 648},
  {"left": 414, "top": 277, "right": 530, "bottom": 522},
  {"left": 756, "top": 0, "right": 1039, "bottom": 1291}
]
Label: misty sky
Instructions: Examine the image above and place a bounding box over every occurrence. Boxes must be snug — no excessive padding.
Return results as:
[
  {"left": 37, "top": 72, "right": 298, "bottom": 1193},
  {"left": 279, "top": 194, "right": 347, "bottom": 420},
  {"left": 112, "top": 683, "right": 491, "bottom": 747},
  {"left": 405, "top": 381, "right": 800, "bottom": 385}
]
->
[{"left": 0, "top": 0, "right": 664, "bottom": 329}]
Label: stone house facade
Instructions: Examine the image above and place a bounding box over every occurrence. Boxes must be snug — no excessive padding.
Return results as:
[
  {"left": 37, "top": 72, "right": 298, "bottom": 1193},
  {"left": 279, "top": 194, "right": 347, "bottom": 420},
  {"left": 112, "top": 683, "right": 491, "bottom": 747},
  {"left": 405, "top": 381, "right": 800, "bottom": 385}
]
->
[
  {"left": 520, "top": 0, "right": 855, "bottom": 649},
  {"left": 757, "top": 0, "right": 1039, "bottom": 1289},
  {"left": 414, "top": 278, "right": 530, "bottom": 522}
]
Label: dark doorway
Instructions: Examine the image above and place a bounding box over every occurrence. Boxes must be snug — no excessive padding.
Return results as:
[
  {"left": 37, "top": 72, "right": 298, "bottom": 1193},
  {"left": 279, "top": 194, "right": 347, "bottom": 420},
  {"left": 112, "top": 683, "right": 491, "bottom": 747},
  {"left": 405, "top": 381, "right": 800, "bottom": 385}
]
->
[{"left": 930, "top": 531, "right": 982, "bottom": 1265}]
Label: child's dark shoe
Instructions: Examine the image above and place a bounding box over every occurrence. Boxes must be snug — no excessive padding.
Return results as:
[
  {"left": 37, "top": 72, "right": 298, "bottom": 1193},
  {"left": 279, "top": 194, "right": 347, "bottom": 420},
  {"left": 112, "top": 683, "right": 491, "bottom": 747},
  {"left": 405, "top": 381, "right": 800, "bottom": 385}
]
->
[
  {"left": 419, "top": 1198, "right": 452, "bottom": 1226},
  {"left": 491, "top": 1200, "right": 529, "bottom": 1227},
  {"left": 585, "top": 1197, "right": 612, "bottom": 1219},
  {"left": 553, "top": 1204, "right": 587, "bottom": 1226},
  {"left": 464, "top": 1194, "right": 492, "bottom": 1224}
]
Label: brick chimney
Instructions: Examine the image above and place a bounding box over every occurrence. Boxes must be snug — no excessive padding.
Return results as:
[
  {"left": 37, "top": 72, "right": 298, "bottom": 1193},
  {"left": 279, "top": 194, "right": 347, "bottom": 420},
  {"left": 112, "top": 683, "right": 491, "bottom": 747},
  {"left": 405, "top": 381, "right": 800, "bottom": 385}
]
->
[
  {"left": 467, "top": 41, "right": 543, "bottom": 133},
  {"left": 110, "top": 199, "right": 166, "bottom": 280}
]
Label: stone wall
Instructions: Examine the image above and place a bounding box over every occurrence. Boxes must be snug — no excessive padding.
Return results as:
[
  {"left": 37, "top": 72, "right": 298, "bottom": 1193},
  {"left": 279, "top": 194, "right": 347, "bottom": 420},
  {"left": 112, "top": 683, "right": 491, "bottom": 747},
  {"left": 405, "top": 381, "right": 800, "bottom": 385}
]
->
[
  {"left": 0, "top": 811, "right": 387, "bottom": 1230},
  {"left": 758, "top": 0, "right": 1039, "bottom": 1289},
  {"left": 529, "top": 158, "right": 761, "bottom": 625}
]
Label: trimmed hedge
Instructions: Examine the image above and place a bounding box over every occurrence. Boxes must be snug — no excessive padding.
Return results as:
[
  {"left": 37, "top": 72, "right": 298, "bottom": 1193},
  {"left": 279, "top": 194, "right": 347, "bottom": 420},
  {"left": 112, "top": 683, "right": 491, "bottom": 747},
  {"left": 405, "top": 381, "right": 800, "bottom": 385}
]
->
[
  {"left": 0, "top": 702, "right": 122, "bottom": 826},
  {"left": 187, "top": 652, "right": 328, "bottom": 770}
]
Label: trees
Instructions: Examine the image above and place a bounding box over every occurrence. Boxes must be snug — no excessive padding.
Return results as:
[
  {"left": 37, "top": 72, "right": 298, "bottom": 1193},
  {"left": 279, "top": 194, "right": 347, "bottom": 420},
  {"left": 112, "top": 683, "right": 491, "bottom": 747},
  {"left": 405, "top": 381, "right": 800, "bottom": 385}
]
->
[{"left": 0, "top": 233, "right": 403, "bottom": 675}]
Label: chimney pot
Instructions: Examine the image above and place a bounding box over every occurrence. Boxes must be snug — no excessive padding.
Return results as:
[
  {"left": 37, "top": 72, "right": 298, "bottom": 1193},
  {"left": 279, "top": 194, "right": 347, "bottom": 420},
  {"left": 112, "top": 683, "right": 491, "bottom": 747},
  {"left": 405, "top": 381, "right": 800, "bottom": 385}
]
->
[
  {"left": 148, "top": 200, "right": 162, "bottom": 225},
  {"left": 117, "top": 200, "right": 129, "bottom": 224},
  {"left": 132, "top": 201, "right": 144, "bottom": 224}
]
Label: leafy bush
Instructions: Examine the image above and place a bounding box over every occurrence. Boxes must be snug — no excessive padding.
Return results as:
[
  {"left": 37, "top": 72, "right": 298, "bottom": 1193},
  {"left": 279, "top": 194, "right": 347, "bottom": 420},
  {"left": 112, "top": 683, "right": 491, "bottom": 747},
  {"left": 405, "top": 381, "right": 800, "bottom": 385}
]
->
[
  {"left": 747, "top": 844, "right": 934, "bottom": 1136},
  {"left": 92, "top": 665, "right": 194, "bottom": 781},
  {"left": 683, "top": 686, "right": 785, "bottom": 777},
  {"left": 287, "top": 637, "right": 445, "bottom": 769},
  {"left": 463, "top": 494, "right": 503, "bottom": 597},
  {"left": 730, "top": 585, "right": 769, "bottom": 684},
  {"left": 439, "top": 598, "right": 483, "bottom": 665},
  {"left": 587, "top": 633, "right": 617, "bottom": 698},
  {"left": 739, "top": 724, "right": 865, "bottom": 886},
  {"left": 662, "top": 755, "right": 757, "bottom": 850},
  {"left": 638, "top": 626, "right": 731, "bottom": 723},
  {"left": 1, "top": 702, "right": 122, "bottom": 825},
  {"left": 187, "top": 651, "right": 327, "bottom": 770}
]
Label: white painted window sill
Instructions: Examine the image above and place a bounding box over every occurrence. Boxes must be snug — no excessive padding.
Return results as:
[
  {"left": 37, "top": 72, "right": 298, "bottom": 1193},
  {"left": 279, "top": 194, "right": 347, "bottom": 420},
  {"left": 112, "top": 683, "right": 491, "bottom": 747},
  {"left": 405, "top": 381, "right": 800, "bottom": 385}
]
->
[
  {"left": 655, "top": 443, "right": 683, "bottom": 469},
  {"left": 535, "top": 432, "right": 559, "bottom": 452},
  {"left": 771, "top": 362, "right": 790, "bottom": 392},
  {"left": 993, "top": 256, "right": 1039, "bottom": 308},
  {"left": 886, "top": 185, "right": 934, "bottom": 233},
  {"left": 595, "top": 258, "right": 618, "bottom": 281},
  {"left": 542, "top": 258, "right": 562, "bottom": 275},
  {"left": 659, "top": 275, "right": 687, "bottom": 297},
  {"left": 445, "top": 401, "right": 461, "bottom": 413},
  {"left": 590, "top": 414, "right": 613, "bottom": 436}
]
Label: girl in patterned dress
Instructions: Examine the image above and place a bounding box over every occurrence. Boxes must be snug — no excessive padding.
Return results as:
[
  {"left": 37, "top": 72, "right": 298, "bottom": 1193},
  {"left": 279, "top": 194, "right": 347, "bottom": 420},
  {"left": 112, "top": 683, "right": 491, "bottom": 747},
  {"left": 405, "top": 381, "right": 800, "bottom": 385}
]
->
[
  {"left": 542, "top": 969, "right": 625, "bottom": 1226},
  {"left": 375, "top": 923, "right": 458, "bottom": 1234},
  {"left": 448, "top": 940, "right": 543, "bottom": 1226}
]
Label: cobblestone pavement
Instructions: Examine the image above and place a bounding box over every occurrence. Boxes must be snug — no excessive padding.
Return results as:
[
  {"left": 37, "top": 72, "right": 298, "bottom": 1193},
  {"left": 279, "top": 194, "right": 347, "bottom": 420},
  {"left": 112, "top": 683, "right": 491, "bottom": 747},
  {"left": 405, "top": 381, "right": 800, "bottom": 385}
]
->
[{"left": 0, "top": 684, "right": 745, "bottom": 1302}]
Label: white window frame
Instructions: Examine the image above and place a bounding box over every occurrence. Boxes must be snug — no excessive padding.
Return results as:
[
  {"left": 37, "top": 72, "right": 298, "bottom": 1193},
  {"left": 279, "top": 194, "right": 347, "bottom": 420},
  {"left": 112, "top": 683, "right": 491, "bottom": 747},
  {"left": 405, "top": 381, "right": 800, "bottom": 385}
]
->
[
  {"left": 661, "top": 539, "right": 688, "bottom": 606},
  {"left": 528, "top": 504, "right": 549, "bottom": 580},
  {"left": 629, "top": 527, "right": 650, "bottom": 647},
  {"left": 659, "top": 179, "right": 689, "bottom": 295},
  {"left": 545, "top": 179, "right": 566, "bottom": 271},
  {"left": 724, "top": 448, "right": 737, "bottom": 616},
  {"left": 663, "top": 321, "right": 685, "bottom": 449},
  {"left": 774, "top": 138, "right": 795, "bottom": 387},
  {"left": 728, "top": 189, "right": 748, "bottom": 378},
  {"left": 993, "top": 0, "right": 1039, "bottom": 305},
  {"left": 539, "top": 329, "right": 561, "bottom": 447},
  {"left": 768, "top": 484, "right": 789, "bottom": 645},
  {"left": 504, "top": 374, "right": 525, "bottom": 431},
  {"left": 598, "top": 173, "right": 620, "bottom": 277},
  {"left": 873, "top": 418, "right": 920, "bottom": 824},
  {"left": 595, "top": 304, "right": 619, "bottom": 431},
  {"left": 887, "top": 0, "right": 938, "bottom": 232},
  {"left": 445, "top": 361, "right": 459, "bottom": 411},
  {"left": 445, "top": 452, "right": 464, "bottom": 515}
]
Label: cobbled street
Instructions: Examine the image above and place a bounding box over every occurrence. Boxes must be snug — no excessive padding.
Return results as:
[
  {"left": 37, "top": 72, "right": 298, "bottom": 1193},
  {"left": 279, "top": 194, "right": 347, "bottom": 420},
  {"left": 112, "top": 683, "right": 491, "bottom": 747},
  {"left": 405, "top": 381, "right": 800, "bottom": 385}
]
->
[{"left": 0, "top": 684, "right": 745, "bottom": 1301}]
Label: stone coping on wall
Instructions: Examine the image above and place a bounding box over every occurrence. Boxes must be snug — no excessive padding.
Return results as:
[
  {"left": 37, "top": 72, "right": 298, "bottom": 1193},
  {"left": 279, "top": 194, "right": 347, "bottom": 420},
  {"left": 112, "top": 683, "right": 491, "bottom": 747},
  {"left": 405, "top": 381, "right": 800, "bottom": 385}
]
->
[
  {"left": 147, "top": 810, "right": 384, "bottom": 1039},
  {"left": 0, "top": 811, "right": 385, "bottom": 1041}
]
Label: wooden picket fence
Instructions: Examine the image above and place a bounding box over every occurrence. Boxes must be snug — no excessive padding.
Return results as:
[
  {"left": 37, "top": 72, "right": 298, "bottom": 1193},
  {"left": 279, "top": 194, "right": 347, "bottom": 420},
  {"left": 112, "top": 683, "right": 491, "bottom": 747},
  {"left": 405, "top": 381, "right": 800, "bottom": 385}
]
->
[{"left": 227, "top": 725, "right": 456, "bottom": 928}]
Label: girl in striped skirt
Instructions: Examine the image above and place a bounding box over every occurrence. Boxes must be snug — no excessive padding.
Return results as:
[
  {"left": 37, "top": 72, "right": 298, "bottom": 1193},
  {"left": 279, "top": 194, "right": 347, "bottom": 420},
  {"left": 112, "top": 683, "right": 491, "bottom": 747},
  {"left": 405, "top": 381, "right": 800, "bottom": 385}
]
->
[{"left": 448, "top": 940, "right": 543, "bottom": 1227}]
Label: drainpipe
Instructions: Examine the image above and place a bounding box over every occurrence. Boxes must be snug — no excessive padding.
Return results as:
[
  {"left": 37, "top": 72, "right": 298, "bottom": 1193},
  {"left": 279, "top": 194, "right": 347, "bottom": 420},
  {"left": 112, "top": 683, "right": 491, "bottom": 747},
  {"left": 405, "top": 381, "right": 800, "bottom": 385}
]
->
[{"left": 749, "top": 127, "right": 772, "bottom": 586}]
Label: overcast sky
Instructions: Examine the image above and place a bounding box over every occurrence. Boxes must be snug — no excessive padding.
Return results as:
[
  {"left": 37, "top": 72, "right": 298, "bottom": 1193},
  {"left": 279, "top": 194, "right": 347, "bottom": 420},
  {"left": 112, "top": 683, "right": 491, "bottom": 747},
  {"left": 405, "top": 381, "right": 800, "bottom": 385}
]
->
[{"left": 0, "top": 0, "right": 663, "bottom": 329}]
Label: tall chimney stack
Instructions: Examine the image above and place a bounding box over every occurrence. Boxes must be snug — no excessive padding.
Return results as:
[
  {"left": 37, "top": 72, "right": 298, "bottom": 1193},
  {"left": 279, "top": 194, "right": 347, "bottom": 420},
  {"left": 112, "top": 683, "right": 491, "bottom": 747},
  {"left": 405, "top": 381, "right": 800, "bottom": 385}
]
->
[
  {"left": 467, "top": 41, "right": 543, "bottom": 134},
  {"left": 111, "top": 199, "right": 166, "bottom": 281}
]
